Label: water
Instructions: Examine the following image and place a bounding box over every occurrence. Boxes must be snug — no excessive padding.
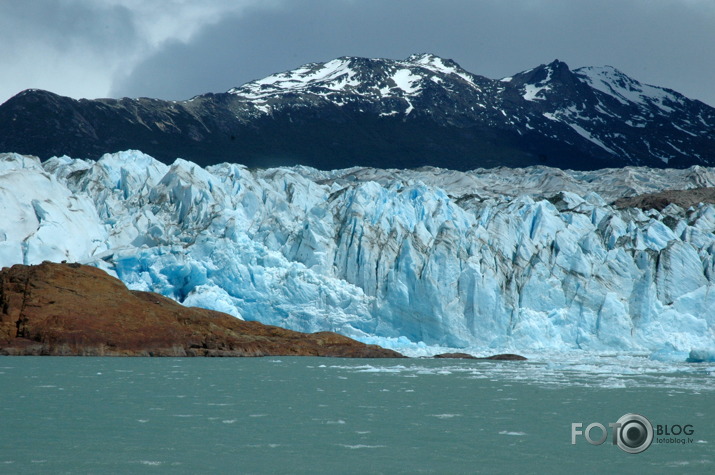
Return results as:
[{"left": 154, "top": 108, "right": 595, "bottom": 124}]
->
[{"left": 0, "top": 356, "right": 713, "bottom": 474}]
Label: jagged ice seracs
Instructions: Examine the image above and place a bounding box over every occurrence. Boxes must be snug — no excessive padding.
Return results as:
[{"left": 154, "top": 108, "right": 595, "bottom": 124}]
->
[{"left": 1, "top": 150, "right": 715, "bottom": 359}]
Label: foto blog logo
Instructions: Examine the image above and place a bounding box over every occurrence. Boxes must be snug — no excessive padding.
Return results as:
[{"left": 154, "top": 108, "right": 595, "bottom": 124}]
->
[
  {"left": 571, "top": 413, "right": 696, "bottom": 454},
  {"left": 571, "top": 413, "right": 654, "bottom": 454}
]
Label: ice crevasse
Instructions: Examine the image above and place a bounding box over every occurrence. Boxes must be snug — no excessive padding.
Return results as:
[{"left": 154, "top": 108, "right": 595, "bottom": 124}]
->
[{"left": 1, "top": 150, "right": 714, "bottom": 358}]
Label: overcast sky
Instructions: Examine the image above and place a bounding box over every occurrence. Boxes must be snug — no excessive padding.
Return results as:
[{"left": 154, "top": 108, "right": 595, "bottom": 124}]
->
[{"left": 1, "top": 0, "right": 714, "bottom": 106}]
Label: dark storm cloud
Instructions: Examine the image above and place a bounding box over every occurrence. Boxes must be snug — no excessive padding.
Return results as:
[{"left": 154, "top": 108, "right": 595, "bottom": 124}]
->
[
  {"left": 110, "top": 0, "right": 715, "bottom": 106},
  {"left": 1, "top": 1, "right": 713, "bottom": 106},
  {"left": 0, "top": 0, "right": 137, "bottom": 52},
  {"left": 0, "top": 0, "right": 139, "bottom": 101},
  {"left": 113, "top": 0, "right": 549, "bottom": 99}
]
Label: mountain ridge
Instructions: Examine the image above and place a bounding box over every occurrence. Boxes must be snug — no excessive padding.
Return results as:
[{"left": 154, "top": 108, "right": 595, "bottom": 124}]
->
[{"left": 1, "top": 54, "right": 714, "bottom": 170}]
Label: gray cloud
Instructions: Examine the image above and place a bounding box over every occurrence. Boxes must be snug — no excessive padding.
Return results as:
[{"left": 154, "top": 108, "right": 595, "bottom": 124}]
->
[
  {"left": 111, "top": 0, "right": 715, "bottom": 105},
  {"left": 2, "top": 0, "right": 714, "bottom": 106},
  {"left": 0, "top": 0, "right": 139, "bottom": 100},
  {"left": 0, "top": 1, "right": 137, "bottom": 52}
]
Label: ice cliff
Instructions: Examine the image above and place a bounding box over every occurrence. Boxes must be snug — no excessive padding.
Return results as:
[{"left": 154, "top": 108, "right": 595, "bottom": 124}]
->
[{"left": 1, "top": 150, "right": 714, "bottom": 355}]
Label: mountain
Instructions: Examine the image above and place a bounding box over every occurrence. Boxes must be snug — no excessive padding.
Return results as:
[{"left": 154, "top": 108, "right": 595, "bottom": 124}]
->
[
  {"left": 1, "top": 54, "right": 714, "bottom": 170},
  {"left": 0, "top": 261, "right": 403, "bottom": 357},
  {"left": 2, "top": 150, "right": 714, "bottom": 358}
]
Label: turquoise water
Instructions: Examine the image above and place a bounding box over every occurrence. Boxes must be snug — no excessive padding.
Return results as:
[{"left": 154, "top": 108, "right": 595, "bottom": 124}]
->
[{"left": 0, "top": 356, "right": 713, "bottom": 474}]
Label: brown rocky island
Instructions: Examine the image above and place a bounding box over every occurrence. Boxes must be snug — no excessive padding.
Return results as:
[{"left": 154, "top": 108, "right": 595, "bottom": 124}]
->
[{"left": 0, "top": 261, "right": 403, "bottom": 358}]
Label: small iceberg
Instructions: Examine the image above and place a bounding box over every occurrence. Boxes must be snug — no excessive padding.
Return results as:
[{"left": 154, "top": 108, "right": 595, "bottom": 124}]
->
[
  {"left": 686, "top": 348, "right": 715, "bottom": 363},
  {"left": 649, "top": 345, "right": 689, "bottom": 363}
]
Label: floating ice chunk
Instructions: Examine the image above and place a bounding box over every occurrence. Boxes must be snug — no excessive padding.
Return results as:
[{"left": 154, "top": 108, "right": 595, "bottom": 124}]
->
[
  {"left": 686, "top": 348, "right": 715, "bottom": 363},
  {"left": 649, "top": 345, "right": 690, "bottom": 362}
]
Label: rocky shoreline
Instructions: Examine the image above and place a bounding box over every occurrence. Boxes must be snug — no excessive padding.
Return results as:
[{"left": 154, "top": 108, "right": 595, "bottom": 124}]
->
[
  {"left": 0, "top": 262, "right": 403, "bottom": 358},
  {"left": 0, "top": 262, "right": 528, "bottom": 360}
]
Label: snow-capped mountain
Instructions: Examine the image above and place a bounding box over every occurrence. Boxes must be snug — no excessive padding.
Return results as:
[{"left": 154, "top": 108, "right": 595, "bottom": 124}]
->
[
  {"left": 2, "top": 150, "right": 714, "bottom": 358},
  {"left": 1, "top": 55, "right": 713, "bottom": 170}
]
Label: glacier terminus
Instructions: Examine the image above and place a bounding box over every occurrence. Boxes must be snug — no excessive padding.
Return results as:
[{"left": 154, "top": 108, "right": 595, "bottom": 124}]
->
[{"left": 2, "top": 150, "right": 714, "bottom": 360}]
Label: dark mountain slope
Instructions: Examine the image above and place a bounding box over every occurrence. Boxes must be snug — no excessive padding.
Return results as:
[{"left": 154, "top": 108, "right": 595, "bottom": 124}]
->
[{"left": 1, "top": 54, "right": 713, "bottom": 170}]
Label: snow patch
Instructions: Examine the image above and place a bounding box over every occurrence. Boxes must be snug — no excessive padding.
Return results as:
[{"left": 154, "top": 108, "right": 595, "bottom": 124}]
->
[
  {"left": 576, "top": 66, "right": 679, "bottom": 113},
  {"left": 391, "top": 69, "right": 422, "bottom": 95},
  {"left": 523, "top": 83, "right": 551, "bottom": 101}
]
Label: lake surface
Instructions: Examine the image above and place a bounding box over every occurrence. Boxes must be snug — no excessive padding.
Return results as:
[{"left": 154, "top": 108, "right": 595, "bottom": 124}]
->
[{"left": 0, "top": 356, "right": 713, "bottom": 474}]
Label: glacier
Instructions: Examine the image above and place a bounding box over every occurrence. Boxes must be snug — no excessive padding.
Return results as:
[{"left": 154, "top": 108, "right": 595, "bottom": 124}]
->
[{"left": 1, "top": 150, "right": 715, "bottom": 357}]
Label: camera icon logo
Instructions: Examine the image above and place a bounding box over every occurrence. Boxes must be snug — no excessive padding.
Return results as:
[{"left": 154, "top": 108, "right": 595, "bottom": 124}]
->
[
  {"left": 571, "top": 413, "right": 654, "bottom": 454},
  {"left": 614, "top": 413, "right": 653, "bottom": 454}
]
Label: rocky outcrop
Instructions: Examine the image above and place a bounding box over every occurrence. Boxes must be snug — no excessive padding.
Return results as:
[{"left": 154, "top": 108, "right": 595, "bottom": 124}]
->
[
  {"left": 433, "top": 352, "right": 478, "bottom": 359},
  {"left": 0, "top": 262, "right": 403, "bottom": 357},
  {"left": 482, "top": 354, "right": 528, "bottom": 361},
  {"left": 433, "top": 353, "right": 527, "bottom": 360},
  {"left": 613, "top": 187, "right": 715, "bottom": 211}
]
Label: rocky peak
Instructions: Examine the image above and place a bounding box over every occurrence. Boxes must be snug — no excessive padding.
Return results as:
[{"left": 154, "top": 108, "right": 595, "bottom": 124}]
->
[
  {"left": 515, "top": 59, "right": 571, "bottom": 81},
  {"left": 507, "top": 60, "right": 583, "bottom": 102},
  {"left": 227, "top": 53, "right": 481, "bottom": 103}
]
